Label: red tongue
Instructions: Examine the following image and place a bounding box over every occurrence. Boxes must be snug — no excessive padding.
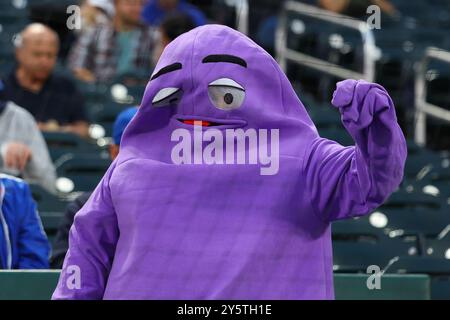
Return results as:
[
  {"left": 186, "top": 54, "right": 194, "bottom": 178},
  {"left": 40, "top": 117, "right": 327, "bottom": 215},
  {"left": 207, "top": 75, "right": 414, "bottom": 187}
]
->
[{"left": 183, "top": 119, "right": 211, "bottom": 127}]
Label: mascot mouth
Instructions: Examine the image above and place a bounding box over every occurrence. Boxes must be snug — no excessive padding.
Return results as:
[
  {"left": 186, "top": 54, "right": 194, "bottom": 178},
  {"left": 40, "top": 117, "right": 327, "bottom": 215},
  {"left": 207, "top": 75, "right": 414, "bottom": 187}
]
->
[
  {"left": 180, "top": 119, "right": 220, "bottom": 127},
  {"left": 176, "top": 116, "right": 247, "bottom": 128}
]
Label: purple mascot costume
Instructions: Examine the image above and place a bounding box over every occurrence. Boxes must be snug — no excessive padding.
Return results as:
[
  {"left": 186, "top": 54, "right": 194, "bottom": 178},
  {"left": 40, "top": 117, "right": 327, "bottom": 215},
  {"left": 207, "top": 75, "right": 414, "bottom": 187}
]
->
[{"left": 53, "top": 25, "right": 407, "bottom": 299}]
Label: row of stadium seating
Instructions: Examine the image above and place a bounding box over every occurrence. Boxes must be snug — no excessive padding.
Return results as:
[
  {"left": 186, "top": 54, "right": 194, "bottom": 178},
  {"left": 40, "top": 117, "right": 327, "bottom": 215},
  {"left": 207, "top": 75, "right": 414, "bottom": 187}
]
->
[
  {"left": 284, "top": 0, "right": 450, "bottom": 152},
  {"left": 0, "top": 270, "right": 432, "bottom": 300}
]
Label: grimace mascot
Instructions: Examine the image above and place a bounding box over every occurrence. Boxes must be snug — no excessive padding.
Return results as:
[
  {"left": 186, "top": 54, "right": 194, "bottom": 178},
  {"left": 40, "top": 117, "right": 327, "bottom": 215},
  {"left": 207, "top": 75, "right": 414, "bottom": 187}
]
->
[{"left": 53, "top": 25, "right": 407, "bottom": 300}]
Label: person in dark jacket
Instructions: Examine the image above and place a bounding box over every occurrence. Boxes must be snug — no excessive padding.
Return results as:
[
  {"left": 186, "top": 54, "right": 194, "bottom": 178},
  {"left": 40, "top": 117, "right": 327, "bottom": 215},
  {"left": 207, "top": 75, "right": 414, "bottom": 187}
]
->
[
  {"left": 0, "top": 174, "right": 50, "bottom": 269},
  {"left": 49, "top": 192, "right": 91, "bottom": 268},
  {"left": 3, "top": 24, "right": 89, "bottom": 138},
  {"left": 50, "top": 107, "right": 138, "bottom": 268}
]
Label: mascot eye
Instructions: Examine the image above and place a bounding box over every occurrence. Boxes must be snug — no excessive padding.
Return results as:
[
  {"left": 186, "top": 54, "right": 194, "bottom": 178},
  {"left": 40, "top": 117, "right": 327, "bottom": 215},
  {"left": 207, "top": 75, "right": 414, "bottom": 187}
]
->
[
  {"left": 152, "top": 87, "right": 183, "bottom": 107},
  {"left": 208, "top": 78, "right": 245, "bottom": 110}
]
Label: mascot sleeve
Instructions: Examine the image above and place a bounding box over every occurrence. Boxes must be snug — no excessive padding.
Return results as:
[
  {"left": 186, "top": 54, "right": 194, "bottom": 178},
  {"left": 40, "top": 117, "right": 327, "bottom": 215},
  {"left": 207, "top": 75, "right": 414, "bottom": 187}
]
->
[
  {"left": 52, "top": 161, "right": 119, "bottom": 300},
  {"left": 303, "top": 79, "right": 407, "bottom": 222}
]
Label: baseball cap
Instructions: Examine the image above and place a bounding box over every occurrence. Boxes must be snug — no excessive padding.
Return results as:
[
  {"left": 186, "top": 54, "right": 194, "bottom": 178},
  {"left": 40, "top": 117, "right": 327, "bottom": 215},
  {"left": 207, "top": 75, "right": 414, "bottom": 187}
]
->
[{"left": 112, "top": 106, "right": 138, "bottom": 145}]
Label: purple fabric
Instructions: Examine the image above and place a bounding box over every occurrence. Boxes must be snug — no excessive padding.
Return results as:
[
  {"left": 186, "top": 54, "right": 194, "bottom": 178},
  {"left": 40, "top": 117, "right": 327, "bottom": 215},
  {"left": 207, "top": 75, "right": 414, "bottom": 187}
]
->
[{"left": 52, "top": 25, "right": 407, "bottom": 300}]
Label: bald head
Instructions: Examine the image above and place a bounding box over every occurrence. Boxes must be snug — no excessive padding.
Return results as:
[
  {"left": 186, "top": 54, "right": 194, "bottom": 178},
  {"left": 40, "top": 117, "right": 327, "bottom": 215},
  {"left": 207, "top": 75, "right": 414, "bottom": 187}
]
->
[
  {"left": 15, "top": 23, "right": 59, "bottom": 82},
  {"left": 17, "top": 23, "right": 59, "bottom": 49}
]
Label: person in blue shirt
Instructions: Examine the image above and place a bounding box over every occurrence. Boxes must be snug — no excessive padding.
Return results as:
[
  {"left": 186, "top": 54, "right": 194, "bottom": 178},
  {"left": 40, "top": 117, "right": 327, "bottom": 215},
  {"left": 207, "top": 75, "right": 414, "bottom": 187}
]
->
[
  {"left": 0, "top": 174, "right": 50, "bottom": 269},
  {"left": 141, "top": 0, "right": 207, "bottom": 27}
]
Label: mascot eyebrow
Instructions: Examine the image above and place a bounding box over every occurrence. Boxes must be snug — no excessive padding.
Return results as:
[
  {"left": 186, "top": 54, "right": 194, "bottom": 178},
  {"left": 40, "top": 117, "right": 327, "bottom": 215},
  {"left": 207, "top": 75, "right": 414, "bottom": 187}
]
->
[
  {"left": 202, "top": 54, "right": 247, "bottom": 68},
  {"left": 151, "top": 62, "right": 183, "bottom": 80},
  {"left": 151, "top": 55, "right": 247, "bottom": 81}
]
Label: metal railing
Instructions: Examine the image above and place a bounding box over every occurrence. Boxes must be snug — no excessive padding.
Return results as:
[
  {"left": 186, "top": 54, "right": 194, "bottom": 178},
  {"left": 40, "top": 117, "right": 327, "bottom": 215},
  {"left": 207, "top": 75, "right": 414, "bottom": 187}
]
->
[
  {"left": 275, "top": 1, "right": 378, "bottom": 82},
  {"left": 235, "top": 0, "right": 249, "bottom": 35},
  {"left": 414, "top": 47, "right": 450, "bottom": 146}
]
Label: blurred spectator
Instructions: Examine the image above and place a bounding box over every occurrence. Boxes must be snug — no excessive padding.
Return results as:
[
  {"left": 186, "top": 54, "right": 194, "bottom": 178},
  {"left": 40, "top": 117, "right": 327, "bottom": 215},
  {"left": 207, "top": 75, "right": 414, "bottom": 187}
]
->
[
  {"left": 0, "top": 174, "right": 50, "bottom": 269},
  {"left": 68, "top": 0, "right": 157, "bottom": 84},
  {"left": 2, "top": 24, "right": 89, "bottom": 138},
  {"left": 50, "top": 106, "right": 138, "bottom": 268},
  {"left": 152, "top": 13, "right": 196, "bottom": 64},
  {"left": 0, "top": 80, "right": 57, "bottom": 194},
  {"left": 249, "top": 0, "right": 285, "bottom": 56},
  {"left": 142, "top": 0, "right": 207, "bottom": 27},
  {"left": 256, "top": 16, "right": 278, "bottom": 56},
  {"left": 318, "top": 0, "right": 398, "bottom": 19},
  {"left": 80, "top": 0, "right": 115, "bottom": 30},
  {"left": 160, "top": 13, "right": 196, "bottom": 45}
]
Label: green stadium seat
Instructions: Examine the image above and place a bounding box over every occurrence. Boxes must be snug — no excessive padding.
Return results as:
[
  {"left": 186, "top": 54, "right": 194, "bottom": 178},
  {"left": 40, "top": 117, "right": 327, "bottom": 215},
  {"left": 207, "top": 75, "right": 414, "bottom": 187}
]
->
[
  {"left": 383, "top": 189, "right": 443, "bottom": 210},
  {"left": 318, "top": 127, "right": 353, "bottom": 146},
  {"left": 0, "top": 270, "right": 60, "bottom": 300},
  {"left": 78, "top": 82, "right": 142, "bottom": 108},
  {"left": 404, "top": 153, "right": 442, "bottom": 179},
  {"left": 55, "top": 153, "right": 112, "bottom": 192},
  {"left": 332, "top": 238, "right": 418, "bottom": 273},
  {"left": 121, "top": 84, "right": 145, "bottom": 103},
  {"left": 0, "top": 19, "right": 28, "bottom": 36},
  {"left": 299, "top": 91, "right": 320, "bottom": 111},
  {"left": 334, "top": 273, "right": 430, "bottom": 300},
  {"left": 374, "top": 207, "right": 450, "bottom": 239},
  {"left": 406, "top": 140, "right": 422, "bottom": 154},
  {"left": 0, "top": 271, "right": 431, "bottom": 300},
  {"left": 386, "top": 256, "right": 450, "bottom": 299},
  {"left": 332, "top": 216, "right": 387, "bottom": 241},
  {"left": 308, "top": 106, "right": 342, "bottom": 130},
  {"left": 43, "top": 131, "right": 105, "bottom": 162},
  {"left": 89, "top": 102, "right": 134, "bottom": 138},
  {"left": 29, "top": 184, "right": 68, "bottom": 243},
  {"left": 0, "top": 60, "right": 13, "bottom": 75},
  {"left": 416, "top": 164, "right": 450, "bottom": 198},
  {"left": 75, "top": 81, "right": 110, "bottom": 105},
  {"left": 0, "top": 41, "right": 14, "bottom": 56},
  {"left": 0, "top": 12, "right": 27, "bottom": 26},
  {"left": 29, "top": 184, "right": 67, "bottom": 213},
  {"left": 425, "top": 233, "right": 450, "bottom": 259}
]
